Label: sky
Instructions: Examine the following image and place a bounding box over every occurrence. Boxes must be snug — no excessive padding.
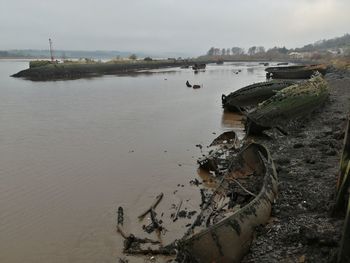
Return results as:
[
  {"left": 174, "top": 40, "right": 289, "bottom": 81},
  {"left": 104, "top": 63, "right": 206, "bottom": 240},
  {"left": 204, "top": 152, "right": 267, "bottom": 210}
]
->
[{"left": 0, "top": 0, "right": 349, "bottom": 56}]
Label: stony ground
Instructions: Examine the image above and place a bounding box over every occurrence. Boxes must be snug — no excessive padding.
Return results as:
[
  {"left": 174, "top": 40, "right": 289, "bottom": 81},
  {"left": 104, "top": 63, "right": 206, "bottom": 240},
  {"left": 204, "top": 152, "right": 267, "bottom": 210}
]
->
[{"left": 242, "top": 68, "right": 350, "bottom": 263}]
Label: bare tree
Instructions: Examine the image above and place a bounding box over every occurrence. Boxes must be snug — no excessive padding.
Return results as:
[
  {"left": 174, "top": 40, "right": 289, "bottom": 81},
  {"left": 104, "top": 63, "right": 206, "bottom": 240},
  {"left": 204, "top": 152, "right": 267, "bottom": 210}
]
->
[
  {"left": 207, "top": 47, "right": 215, "bottom": 56},
  {"left": 248, "top": 46, "right": 257, "bottom": 56},
  {"left": 129, "top": 54, "right": 137, "bottom": 60},
  {"left": 231, "top": 47, "right": 244, "bottom": 55},
  {"left": 256, "top": 46, "right": 265, "bottom": 53}
]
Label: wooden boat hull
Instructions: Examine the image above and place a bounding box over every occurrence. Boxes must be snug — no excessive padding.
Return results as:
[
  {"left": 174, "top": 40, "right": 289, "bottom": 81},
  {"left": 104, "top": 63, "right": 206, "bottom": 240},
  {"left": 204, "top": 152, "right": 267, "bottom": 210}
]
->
[
  {"left": 181, "top": 143, "right": 278, "bottom": 263},
  {"left": 222, "top": 80, "right": 295, "bottom": 112},
  {"left": 198, "top": 131, "right": 239, "bottom": 174},
  {"left": 192, "top": 63, "right": 207, "bottom": 70},
  {"left": 245, "top": 75, "right": 329, "bottom": 135},
  {"left": 265, "top": 64, "right": 327, "bottom": 79}
]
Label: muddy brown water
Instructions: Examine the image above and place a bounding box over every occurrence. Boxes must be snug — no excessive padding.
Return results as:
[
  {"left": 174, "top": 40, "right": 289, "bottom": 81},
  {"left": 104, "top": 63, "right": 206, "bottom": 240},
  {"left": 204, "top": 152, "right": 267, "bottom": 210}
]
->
[{"left": 0, "top": 60, "right": 268, "bottom": 263}]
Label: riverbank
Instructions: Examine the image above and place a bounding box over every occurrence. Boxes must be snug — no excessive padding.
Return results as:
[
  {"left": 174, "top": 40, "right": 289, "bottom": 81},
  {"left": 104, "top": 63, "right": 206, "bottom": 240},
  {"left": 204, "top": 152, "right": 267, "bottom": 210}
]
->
[
  {"left": 11, "top": 59, "right": 210, "bottom": 81},
  {"left": 242, "top": 67, "right": 350, "bottom": 262}
]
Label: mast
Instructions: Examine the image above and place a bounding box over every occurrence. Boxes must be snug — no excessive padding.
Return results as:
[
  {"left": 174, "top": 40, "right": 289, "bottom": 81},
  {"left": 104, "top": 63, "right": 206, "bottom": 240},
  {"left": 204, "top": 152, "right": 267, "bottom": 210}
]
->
[{"left": 49, "top": 38, "right": 54, "bottom": 62}]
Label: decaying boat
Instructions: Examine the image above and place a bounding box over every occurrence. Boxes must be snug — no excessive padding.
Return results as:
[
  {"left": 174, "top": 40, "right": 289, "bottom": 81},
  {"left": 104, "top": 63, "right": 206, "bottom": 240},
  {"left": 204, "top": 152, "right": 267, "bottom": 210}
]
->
[
  {"left": 193, "top": 63, "right": 206, "bottom": 70},
  {"left": 178, "top": 143, "right": 278, "bottom": 263},
  {"left": 222, "top": 80, "right": 296, "bottom": 112},
  {"left": 265, "top": 64, "right": 327, "bottom": 79},
  {"left": 245, "top": 74, "right": 329, "bottom": 135},
  {"left": 198, "top": 131, "right": 239, "bottom": 175}
]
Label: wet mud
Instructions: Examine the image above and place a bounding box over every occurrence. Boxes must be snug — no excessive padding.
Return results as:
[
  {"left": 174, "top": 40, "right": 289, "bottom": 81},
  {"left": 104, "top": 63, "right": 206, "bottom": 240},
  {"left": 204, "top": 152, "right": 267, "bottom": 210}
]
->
[{"left": 242, "top": 67, "right": 350, "bottom": 263}]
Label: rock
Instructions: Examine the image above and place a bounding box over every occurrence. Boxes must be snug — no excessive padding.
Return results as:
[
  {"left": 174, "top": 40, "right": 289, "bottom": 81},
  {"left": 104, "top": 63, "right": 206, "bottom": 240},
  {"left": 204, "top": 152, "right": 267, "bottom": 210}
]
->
[
  {"left": 326, "top": 150, "right": 337, "bottom": 156},
  {"left": 305, "top": 158, "right": 316, "bottom": 164},
  {"left": 275, "top": 157, "right": 291, "bottom": 165},
  {"left": 293, "top": 143, "right": 304, "bottom": 149}
]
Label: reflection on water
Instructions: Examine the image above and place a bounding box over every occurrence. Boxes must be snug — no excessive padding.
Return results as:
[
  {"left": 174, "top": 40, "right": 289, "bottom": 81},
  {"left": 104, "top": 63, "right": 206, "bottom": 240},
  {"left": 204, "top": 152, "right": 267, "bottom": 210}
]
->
[
  {"left": 0, "top": 60, "right": 269, "bottom": 263},
  {"left": 197, "top": 168, "right": 218, "bottom": 188},
  {"left": 221, "top": 111, "right": 245, "bottom": 139}
]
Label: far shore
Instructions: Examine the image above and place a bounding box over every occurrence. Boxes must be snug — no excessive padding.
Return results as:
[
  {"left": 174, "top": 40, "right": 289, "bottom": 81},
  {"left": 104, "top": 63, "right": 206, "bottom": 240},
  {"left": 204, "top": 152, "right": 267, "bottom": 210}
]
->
[{"left": 10, "top": 58, "right": 298, "bottom": 81}]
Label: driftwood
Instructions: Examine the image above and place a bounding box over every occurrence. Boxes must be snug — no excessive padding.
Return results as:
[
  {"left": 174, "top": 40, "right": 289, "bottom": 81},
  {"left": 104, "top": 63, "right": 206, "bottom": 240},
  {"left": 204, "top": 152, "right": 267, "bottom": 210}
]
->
[
  {"left": 143, "top": 209, "right": 164, "bottom": 234},
  {"left": 116, "top": 206, "right": 128, "bottom": 238},
  {"left": 138, "top": 193, "right": 164, "bottom": 220},
  {"left": 118, "top": 206, "right": 124, "bottom": 225},
  {"left": 173, "top": 200, "right": 183, "bottom": 222}
]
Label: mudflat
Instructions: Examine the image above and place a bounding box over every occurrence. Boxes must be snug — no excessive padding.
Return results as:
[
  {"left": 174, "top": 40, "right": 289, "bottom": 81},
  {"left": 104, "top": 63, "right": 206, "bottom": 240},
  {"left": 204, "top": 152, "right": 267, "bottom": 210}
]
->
[{"left": 242, "top": 67, "right": 350, "bottom": 263}]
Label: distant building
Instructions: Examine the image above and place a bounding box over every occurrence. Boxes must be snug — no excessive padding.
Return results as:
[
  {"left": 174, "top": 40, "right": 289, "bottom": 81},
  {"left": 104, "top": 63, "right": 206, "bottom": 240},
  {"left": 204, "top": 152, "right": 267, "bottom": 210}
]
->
[{"left": 288, "top": 52, "right": 304, "bottom": 59}]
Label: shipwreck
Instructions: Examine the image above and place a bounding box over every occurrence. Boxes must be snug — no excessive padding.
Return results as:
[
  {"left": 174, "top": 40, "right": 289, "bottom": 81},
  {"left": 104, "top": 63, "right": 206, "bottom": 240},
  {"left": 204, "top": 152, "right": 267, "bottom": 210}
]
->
[
  {"left": 178, "top": 142, "right": 278, "bottom": 263},
  {"left": 245, "top": 74, "right": 329, "bottom": 135},
  {"left": 221, "top": 80, "right": 296, "bottom": 112},
  {"left": 265, "top": 64, "right": 327, "bottom": 79}
]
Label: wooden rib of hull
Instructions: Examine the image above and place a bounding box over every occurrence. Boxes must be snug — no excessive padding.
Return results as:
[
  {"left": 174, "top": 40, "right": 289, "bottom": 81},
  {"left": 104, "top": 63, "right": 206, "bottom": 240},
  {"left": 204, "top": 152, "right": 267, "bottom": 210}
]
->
[{"left": 181, "top": 143, "right": 278, "bottom": 263}]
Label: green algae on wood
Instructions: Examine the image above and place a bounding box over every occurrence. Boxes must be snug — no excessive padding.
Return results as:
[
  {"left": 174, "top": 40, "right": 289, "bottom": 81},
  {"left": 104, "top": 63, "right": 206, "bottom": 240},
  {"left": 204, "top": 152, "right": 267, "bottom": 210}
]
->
[{"left": 246, "top": 74, "right": 329, "bottom": 135}]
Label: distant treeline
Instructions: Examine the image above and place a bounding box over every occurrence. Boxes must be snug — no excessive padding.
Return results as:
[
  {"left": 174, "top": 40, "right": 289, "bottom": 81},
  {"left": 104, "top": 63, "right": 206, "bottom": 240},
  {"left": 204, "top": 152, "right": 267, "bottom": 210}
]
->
[
  {"left": 202, "top": 33, "right": 350, "bottom": 60},
  {"left": 201, "top": 46, "right": 289, "bottom": 60}
]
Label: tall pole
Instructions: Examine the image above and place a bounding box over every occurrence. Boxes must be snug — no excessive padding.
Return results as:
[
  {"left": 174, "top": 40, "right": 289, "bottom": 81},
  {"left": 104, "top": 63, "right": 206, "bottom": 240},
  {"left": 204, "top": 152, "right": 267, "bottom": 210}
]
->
[{"left": 49, "top": 38, "right": 54, "bottom": 62}]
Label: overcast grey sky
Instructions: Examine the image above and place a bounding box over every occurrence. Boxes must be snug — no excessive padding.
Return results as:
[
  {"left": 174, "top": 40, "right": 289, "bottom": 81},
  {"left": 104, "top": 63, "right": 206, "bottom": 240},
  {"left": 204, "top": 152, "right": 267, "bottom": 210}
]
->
[{"left": 0, "top": 0, "right": 349, "bottom": 55}]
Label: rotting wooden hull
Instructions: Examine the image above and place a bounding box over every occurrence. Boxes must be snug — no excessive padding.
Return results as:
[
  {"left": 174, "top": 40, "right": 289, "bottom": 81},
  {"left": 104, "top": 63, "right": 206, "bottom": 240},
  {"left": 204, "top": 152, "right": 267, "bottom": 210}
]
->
[
  {"left": 209, "top": 131, "right": 238, "bottom": 147},
  {"left": 245, "top": 75, "right": 329, "bottom": 135},
  {"left": 180, "top": 143, "right": 278, "bottom": 263},
  {"left": 265, "top": 64, "right": 327, "bottom": 79},
  {"left": 198, "top": 131, "right": 239, "bottom": 174},
  {"left": 222, "top": 80, "right": 296, "bottom": 112},
  {"left": 192, "top": 64, "right": 207, "bottom": 70}
]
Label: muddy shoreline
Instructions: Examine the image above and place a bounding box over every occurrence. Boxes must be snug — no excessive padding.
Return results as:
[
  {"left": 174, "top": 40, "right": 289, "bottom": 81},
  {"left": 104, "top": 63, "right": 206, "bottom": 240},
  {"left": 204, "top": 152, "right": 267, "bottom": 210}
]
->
[
  {"left": 241, "top": 67, "right": 350, "bottom": 262},
  {"left": 116, "top": 66, "right": 350, "bottom": 262}
]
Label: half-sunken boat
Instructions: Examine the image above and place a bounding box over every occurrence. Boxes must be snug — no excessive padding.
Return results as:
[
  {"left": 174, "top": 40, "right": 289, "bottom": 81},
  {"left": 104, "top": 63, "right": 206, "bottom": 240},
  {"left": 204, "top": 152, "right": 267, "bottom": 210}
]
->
[
  {"left": 265, "top": 64, "right": 327, "bottom": 79},
  {"left": 192, "top": 63, "right": 206, "bottom": 70},
  {"left": 198, "top": 131, "right": 239, "bottom": 175},
  {"left": 245, "top": 74, "right": 329, "bottom": 135},
  {"left": 222, "top": 80, "right": 296, "bottom": 112},
  {"left": 178, "top": 143, "right": 278, "bottom": 263}
]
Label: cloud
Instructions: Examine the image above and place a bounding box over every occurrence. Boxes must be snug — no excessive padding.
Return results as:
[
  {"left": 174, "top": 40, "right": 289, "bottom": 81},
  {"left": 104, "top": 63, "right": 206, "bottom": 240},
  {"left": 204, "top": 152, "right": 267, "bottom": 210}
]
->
[{"left": 0, "top": 0, "right": 349, "bottom": 55}]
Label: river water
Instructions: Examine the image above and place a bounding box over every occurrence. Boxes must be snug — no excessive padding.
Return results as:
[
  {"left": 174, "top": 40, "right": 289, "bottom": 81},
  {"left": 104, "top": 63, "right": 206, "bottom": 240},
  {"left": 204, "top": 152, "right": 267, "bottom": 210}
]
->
[{"left": 0, "top": 60, "right": 268, "bottom": 263}]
